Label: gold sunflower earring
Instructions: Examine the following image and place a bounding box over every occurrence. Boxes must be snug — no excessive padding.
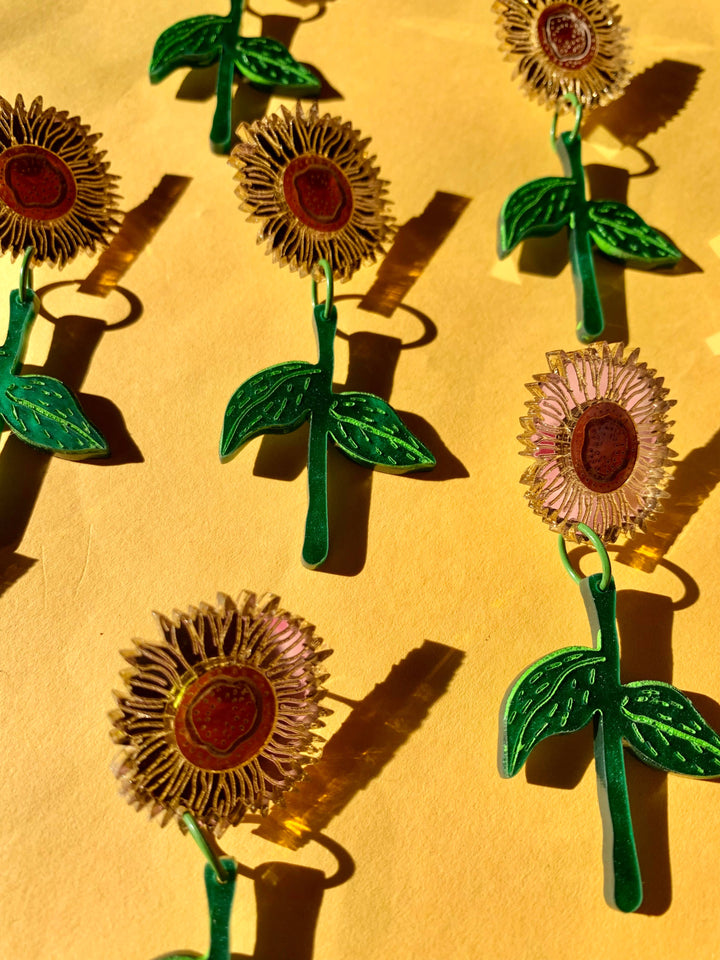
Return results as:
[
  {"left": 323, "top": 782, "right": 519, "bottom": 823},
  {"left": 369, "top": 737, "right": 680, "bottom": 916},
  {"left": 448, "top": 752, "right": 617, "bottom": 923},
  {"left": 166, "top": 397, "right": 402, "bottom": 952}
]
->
[
  {"left": 494, "top": 2, "right": 681, "bottom": 342},
  {"left": 221, "top": 104, "right": 435, "bottom": 568},
  {"left": 0, "top": 94, "right": 119, "bottom": 457},
  {"left": 501, "top": 342, "right": 720, "bottom": 912},
  {"left": 110, "top": 590, "right": 332, "bottom": 960}
]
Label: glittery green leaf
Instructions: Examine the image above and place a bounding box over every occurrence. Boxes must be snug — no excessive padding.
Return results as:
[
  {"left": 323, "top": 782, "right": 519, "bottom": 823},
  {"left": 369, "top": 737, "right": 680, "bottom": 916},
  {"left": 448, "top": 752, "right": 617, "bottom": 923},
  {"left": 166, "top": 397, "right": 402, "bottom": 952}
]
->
[
  {"left": 620, "top": 682, "right": 720, "bottom": 777},
  {"left": 499, "top": 176, "right": 577, "bottom": 256},
  {"left": 234, "top": 36, "right": 320, "bottom": 91},
  {"left": 587, "top": 200, "right": 681, "bottom": 266},
  {"left": 149, "top": 15, "right": 226, "bottom": 83},
  {"left": 503, "top": 646, "right": 604, "bottom": 777},
  {"left": 329, "top": 392, "right": 435, "bottom": 472},
  {"left": 2, "top": 374, "right": 107, "bottom": 457},
  {"left": 220, "top": 361, "right": 318, "bottom": 459}
]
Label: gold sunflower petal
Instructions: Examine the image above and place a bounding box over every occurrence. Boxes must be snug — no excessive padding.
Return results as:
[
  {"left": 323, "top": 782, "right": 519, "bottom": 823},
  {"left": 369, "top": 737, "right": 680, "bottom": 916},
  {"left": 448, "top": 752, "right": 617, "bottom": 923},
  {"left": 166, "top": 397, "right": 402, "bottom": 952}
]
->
[
  {"left": 110, "top": 591, "right": 331, "bottom": 838},
  {"left": 494, "top": 0, "right": 631, "bottom": 110},
  {"left": 229, "top": 103, "right": 394, "bottom": 282}
]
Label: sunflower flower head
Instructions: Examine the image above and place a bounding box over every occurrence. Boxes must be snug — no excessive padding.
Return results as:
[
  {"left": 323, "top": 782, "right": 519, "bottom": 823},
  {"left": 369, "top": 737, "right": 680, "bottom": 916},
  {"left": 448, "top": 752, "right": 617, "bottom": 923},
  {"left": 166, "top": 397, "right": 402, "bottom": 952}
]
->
[
  {"left": 229, "top": 102, "right": 394, "bottom": 282},
  {"left": 110, "top": 591, "right": 331, "bottom": 837},
  {"left": 494, "top": 0, "right": 630, "bottom": 110},
  {"left": 0, "top": 95, "right": 119, "bottom": 267},
  {"left": 519, "top": 342, "right": 674, "bottom": 542}
]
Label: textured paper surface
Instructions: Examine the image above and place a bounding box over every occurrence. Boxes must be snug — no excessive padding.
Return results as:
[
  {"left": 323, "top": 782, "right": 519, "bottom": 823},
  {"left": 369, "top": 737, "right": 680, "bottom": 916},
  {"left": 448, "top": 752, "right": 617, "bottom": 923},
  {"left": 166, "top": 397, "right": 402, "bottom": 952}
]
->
[{"left": 2, "top": 2, "right": 720, "bottom": 958}]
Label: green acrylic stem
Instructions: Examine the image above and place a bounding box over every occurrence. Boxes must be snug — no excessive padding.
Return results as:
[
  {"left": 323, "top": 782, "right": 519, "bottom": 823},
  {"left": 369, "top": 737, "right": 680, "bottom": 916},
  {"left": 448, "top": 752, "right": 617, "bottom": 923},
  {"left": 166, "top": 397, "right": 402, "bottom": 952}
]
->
[
  {"left": 556, "top": 131, "right": 604, "bottom": 344},
  {"left": 1, "top": 289, "right": 37, "bottom": 376},
  {"left": 581, "top": 574, "right": 642, "bottom": 913},
  {"left": 210, "top": 0, "right": 244, "bottom": 153},
  {"left": 164, "top": 857, "right": 237, "bottom": 960},
  {"left": 203, "top": 858, "right": 237, "bottom": 960},
  {"left": 302, "top": 302, "right": 337, "bottom": 568}
]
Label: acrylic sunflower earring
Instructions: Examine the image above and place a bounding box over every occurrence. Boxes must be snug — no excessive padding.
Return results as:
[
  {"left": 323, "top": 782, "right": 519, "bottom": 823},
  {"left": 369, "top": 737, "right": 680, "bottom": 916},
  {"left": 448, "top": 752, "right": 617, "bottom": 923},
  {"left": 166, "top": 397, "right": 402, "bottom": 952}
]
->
[
  {"left": 221, "top": 103, "right": 435, "bottom": 568},
  {"left": 110, "top": 590, "right": 331, "bottom": 959},
  {"left": 0, "top": 95, "right": 119, "bottom": 457},
  {"left": 501, "top": 342, "right": 720, "bottom": 912},
  {"left": 150, "top": 0, "right": 321, "bottom": 153},
  {"left": 493, "top": 1, "right": 681, "bottom": 342}
]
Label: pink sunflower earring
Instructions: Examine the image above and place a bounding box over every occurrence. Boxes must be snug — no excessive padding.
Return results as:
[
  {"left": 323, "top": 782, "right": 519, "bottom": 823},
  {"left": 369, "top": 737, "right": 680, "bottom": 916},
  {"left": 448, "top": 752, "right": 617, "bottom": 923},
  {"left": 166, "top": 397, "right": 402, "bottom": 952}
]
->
[{"left": 501, "top": 342, "right": 720, "bottom": 912}]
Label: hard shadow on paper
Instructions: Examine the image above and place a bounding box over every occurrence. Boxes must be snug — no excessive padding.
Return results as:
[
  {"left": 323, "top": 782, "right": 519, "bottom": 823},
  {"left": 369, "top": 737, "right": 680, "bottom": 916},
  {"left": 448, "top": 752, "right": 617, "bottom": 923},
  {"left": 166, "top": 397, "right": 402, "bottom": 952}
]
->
[
  {"left": 80, "top": 174, "right": 191, "bottom": 296},
  {"left": 254, "top": 639, "right": 465, "bottom": 849},
  {"left": 523, "top": 554, "right": 712, "bottom": 915},
  {"left": 252, "top": 191, "right": 471, "bottom": 575},
  {"left": 0, "top": 550, "right": 35, "bottom": 599},
  {"left": 359, "top": 191, "right": 472, "bottom": 318},
  {"left": 152, "top": 830, "right": 353, "bottom": 960},
  {"left": 616, "top": 427, "right": 720, "bottom": 574},
  {"left": 583, "top": 60, "right": 703, "bottom": 155},
  {"left": 150, "top": 641, "right": 462, "bottom": 960},
  {"left": 0, "top": 285, "right": 143, "bottom": 552},
  {"left": 230, "top": 830, "right": 354, "bottom": 960},
  {"left": 0, "top": 173, "right": 185, "bottom": 559}
]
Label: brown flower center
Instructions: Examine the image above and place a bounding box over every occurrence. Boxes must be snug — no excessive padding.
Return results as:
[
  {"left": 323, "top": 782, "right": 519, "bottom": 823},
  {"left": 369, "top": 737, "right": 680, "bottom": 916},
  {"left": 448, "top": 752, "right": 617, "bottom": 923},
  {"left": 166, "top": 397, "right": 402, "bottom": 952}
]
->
[
  {"left": 0, "top": 144, "right": 77, "bottom": 220},
  {"left": 283, "top": 154, "right": 353, "bottom": 232},
  {"left": 174, "top": 664, "right": 277, "bottom": 771},
  {"left": 570, "top": 401, "right": 638, "bottom": 493},
  {"left": 537, "top": 3, "right": 597, "bottom": 70}
]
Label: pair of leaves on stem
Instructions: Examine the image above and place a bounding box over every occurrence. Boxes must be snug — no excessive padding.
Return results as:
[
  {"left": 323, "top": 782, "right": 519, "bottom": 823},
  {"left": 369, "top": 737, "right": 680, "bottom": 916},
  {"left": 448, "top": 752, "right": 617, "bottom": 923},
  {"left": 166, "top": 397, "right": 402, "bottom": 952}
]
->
[
  {"left": 220, "top": 299, "right": 434, "bottom": 568},
  {"left": 499, "top": 175, "right": 681, "bottom": 266},
  {"left": 221, "top": 360, "right": 433, "bottom": 472},
  {"left": 150, "top": 12, "right": 320, "bottom": 93},
  {"left": 503, "top": 645, "right": 720, "bottom": 779}
]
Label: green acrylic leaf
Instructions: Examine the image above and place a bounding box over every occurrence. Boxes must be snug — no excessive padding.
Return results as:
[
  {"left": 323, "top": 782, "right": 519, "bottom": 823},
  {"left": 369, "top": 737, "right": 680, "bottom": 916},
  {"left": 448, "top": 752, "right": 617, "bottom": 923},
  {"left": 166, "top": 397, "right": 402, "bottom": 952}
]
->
[
  {"left": 149, "top": 14, "right": 226, "bottom": 83},
  {"left": 503, "top": 645, "right": 604, "bottom": 776},
  {"left": 587, "top": 200, "right": 682, "bottom": 266},
  {"left": 328, "top": 392, "right": 435, "bottom": 472},
  {"left": 1, "top": 374, "right": 108, "bottom": 457},
  {"left": 620, "top": 681, "right": 720, "bottom": 777},
  {"left": 234, "top": 36, "right": 321, "bottom": 91},
  {"left": 220, "top": 360, "right": 318, "bottom": 459},
  {"left": 499, "top": 176, "right": 577, "bottom": 256}
]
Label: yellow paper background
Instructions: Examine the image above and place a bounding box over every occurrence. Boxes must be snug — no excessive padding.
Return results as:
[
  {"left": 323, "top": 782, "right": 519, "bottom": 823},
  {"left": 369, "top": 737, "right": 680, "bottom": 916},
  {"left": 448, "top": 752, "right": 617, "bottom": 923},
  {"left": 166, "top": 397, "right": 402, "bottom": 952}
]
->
[{"left": 2, "top": 1, "right": 720, "bottom": 957}]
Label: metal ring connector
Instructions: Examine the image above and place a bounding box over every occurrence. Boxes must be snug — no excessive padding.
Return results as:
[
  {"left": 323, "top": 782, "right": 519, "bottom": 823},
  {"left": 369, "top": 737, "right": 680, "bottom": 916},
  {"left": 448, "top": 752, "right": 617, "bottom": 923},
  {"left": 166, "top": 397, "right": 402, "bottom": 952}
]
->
[
  {"left": 558, "top": 522, "right": 611, "bottom": 591},
  {"left": 182, "top": 811, "right": 231, "bottom": 883},
  {"left": 551, "top": 92, "right": 582, "bottom": 151},
  {"left": 310, "top": 259, "right": 334, "bottom": 319},
  {"left": 19, "top": 246, "right": 35, "bottom": 304}
]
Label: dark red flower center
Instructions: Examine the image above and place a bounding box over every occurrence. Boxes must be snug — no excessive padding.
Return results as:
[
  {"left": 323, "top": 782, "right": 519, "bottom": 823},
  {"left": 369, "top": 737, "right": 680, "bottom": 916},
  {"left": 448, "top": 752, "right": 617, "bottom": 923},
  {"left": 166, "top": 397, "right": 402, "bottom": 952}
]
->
[
  {"left": 0, "top": 144, "right": 77, "bottom": 220},
  {"left": 174, "top": 664, "right": 277, "bottom": 771},
  {"left": 570, "top": 401, "right": 638, "bottom": 493},
  {"left": 537, "top": 3, "right": 597, "bottom": 70},
  {"left": 283, "top": 154, "right": 353, "bottom": 233}
]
